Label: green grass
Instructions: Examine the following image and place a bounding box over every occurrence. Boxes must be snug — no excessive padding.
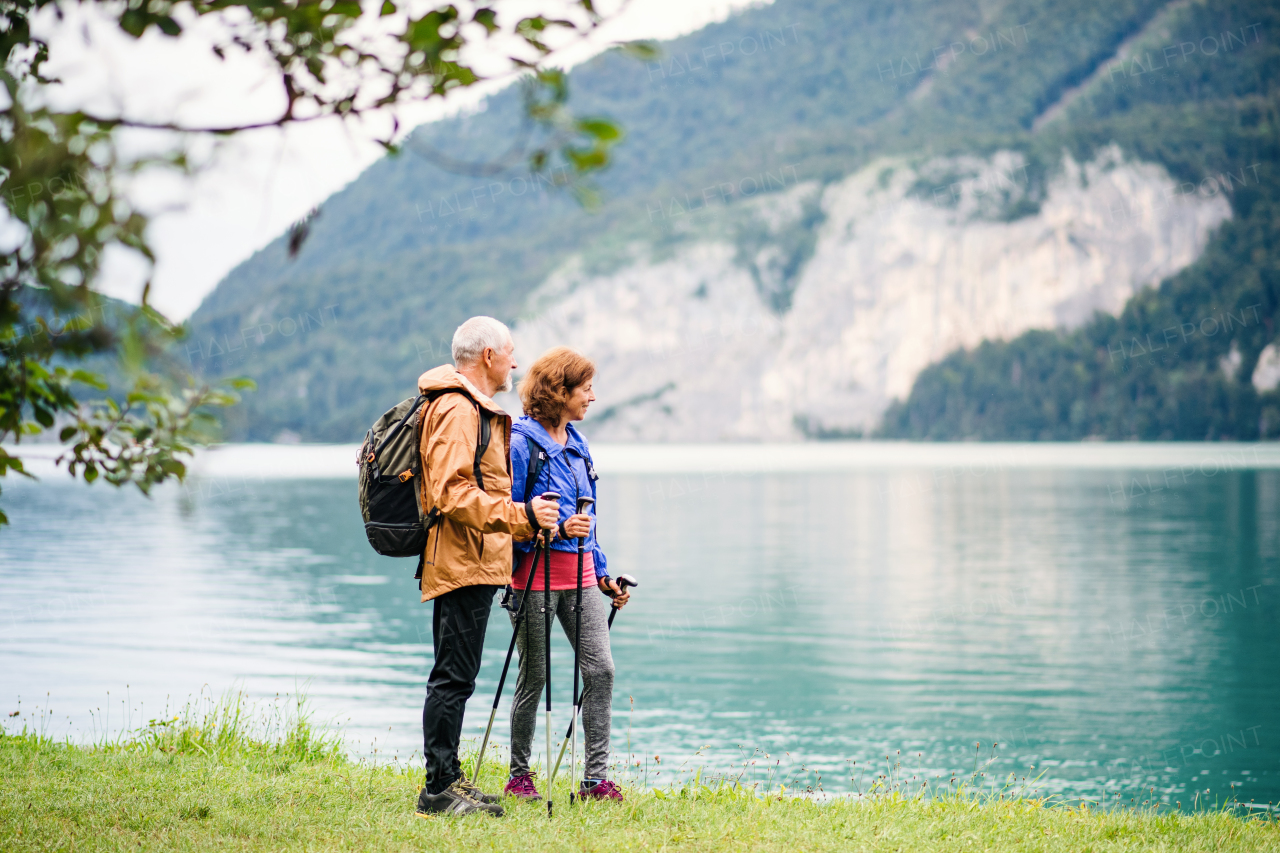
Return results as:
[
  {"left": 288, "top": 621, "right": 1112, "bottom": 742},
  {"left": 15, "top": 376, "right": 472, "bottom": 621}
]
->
[{"left": 2, "top": 694, "right": 1277, "bottom": 852}]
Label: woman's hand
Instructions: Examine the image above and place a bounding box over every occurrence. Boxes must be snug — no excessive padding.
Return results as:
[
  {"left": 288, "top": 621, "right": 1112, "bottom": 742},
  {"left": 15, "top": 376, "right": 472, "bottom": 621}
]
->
[
  {"left": 563, "top": 513, "right": 592, "bottom": 538},
  {"left": 599, "top": 577, "right": 630, "bottom": 607}
]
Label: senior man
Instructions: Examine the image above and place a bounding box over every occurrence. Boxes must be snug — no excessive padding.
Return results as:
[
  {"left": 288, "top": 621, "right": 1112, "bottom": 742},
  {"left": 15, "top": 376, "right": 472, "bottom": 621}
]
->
[{"left": 415, "top": 316, "right": 560, "bottom": 817}]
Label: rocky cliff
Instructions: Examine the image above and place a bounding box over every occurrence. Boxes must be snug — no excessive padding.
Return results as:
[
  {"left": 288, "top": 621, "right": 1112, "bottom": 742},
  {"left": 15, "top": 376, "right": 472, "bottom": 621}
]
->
[{"left": 509, "top": 147, "right": 1231, "bottom": 440}]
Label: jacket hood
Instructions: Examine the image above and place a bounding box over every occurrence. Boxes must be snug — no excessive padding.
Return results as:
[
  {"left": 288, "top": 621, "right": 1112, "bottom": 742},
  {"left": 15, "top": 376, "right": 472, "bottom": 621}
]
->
[
  {"left": 417, "top": 364, "right": 508, "bottom": 416},
  {"left": 512, "top": 416, "right": 589, "bottom": 457}
]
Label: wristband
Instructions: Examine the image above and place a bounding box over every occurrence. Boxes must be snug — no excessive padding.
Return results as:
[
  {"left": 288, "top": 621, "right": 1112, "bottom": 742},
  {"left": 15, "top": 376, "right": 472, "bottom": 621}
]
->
[
  {"left": 523, "top": 500, "right": 539, "bottom": 530},
  {"left": 558, "top": 520, "right": 570, "bottom": 540}
]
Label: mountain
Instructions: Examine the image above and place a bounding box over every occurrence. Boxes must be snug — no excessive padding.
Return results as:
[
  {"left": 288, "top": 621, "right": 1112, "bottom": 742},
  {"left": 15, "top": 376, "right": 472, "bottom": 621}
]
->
[
  {"left": 187, "top": 0, "right": 1280, "bottom": 442},
  {"left": 513, "top": 148, "right": 1231, "bottom": 439},
  {"left": 880, "top": 1, "right": 1280, "bottom": 440}
]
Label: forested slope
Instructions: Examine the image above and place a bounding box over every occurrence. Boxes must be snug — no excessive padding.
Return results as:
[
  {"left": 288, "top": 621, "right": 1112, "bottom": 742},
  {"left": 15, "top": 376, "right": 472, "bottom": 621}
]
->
[{"left": 881, "top": 0, "right": 1280, "bottom": 439}]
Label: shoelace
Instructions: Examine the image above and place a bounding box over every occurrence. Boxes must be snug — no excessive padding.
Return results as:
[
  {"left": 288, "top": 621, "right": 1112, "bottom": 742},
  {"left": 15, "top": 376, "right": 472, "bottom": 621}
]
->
[
  {"left": 507, "top": 774, "right": 538, "bottom": 794},
  {"left": 450, "top": 780, "right": 483, "bottom": 804}
]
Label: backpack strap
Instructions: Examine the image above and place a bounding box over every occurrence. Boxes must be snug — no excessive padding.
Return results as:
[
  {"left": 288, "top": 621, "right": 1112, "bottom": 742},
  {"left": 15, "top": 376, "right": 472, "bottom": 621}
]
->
[
  {"left": 422, "top": 389, "right": 492, "bottom": 492},
  {"left": 371, "top": 394, "right": 427, "bottom": 469},
  {"left": 515, "top": 435, "right": 550, "bottom": 572},
  {"left": 584, "top": 448, "right": 599, "bottom": 501},
  {"left": 527, "top": 436, "right": 546, "bottom": 499},
  {"left": 520, "top": 435, "right": 549, "bottom": 502},
  {"left": 473, "top": 402, "right": 491, "bottom": 493}
]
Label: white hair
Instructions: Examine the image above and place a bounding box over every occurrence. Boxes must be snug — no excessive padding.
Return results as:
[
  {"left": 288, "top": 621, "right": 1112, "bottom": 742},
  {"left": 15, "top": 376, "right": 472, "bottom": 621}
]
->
[{"left": 452, "top": 316, "right": 512, "bottom": 366}]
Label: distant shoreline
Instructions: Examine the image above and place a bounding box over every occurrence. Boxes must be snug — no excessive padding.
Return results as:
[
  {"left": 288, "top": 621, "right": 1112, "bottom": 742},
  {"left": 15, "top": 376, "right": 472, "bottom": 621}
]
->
[{"left": 6, "top": 441, "right": 1280, "bottom": 481}]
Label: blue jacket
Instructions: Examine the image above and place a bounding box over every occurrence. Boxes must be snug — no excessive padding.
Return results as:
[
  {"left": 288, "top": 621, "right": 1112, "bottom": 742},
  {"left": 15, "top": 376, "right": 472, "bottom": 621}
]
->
[{"left": 510, "top": 417, "right": 607, "bottom": 578}]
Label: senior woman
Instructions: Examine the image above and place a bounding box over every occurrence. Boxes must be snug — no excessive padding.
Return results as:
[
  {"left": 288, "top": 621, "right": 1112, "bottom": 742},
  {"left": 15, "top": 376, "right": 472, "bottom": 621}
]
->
[{"left": 504, "top": 347, "right": 630, "bottom": 802}]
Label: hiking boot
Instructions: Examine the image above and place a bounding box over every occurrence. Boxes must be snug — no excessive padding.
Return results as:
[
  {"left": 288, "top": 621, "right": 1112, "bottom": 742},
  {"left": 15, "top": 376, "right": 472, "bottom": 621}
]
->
[
  {"left": 503, "top": 772, "right": 542, "bottom": 800},
  {"left": 457, "top": 773, "right": 501, "bottom": 805},
  {"left": 579, "top": 779, "right": 624, "bottom": 801},
  {"left": 415, "top": 780, "right": 505, "bottom": 817}
]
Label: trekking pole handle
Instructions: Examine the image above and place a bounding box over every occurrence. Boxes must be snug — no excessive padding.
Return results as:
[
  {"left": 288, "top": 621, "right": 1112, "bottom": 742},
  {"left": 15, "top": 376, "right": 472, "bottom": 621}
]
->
[
  {"left": 574, "top": 497, "right": 594, "bottom": 548},
  {"left": 606, "top": 574, "right": 638, "bottom": 629},
  {"left": 535, "top": 491, "right": 560, "bottom": 542}
]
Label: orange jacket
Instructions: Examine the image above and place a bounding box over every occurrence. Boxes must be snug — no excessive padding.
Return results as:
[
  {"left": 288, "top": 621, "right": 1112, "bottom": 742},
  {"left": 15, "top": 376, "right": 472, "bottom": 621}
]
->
[{"left": 416, "top": 365, "right": 536, "bottom": 601}]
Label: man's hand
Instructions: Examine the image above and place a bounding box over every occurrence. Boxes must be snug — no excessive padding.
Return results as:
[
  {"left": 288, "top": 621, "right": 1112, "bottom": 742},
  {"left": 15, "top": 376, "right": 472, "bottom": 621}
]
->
[
  {"left": 529, "top": 496, "right": 560, "bottom": 530},
  {"left": 563, "top": 513, "right": 591, "bottom": 539},
  {"left": 599, "top": 577, "right": 630, "bottom": 608}
]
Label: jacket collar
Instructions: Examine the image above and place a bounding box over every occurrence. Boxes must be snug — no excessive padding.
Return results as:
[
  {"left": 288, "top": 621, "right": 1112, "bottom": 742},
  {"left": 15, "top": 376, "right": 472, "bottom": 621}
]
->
[
  {"left": 417, "top": 364, "right": 509, "bottom": 417},
  {"left": 514, "top": 417, "right": 587, "bottom": 458}
]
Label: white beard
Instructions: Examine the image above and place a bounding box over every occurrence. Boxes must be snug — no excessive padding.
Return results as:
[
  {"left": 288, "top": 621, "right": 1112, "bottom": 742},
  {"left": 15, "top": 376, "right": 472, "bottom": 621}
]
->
[{"left": 497, "top": 374, "right": 513, "bottom": 394}]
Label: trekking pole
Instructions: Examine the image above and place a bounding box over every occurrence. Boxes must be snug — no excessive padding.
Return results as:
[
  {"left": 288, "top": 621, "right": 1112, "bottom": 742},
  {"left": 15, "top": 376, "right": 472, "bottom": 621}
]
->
[
  {"left": 471, "top": 519, "right": 553, "bottom": 787},
  {"left": 569, "top": 496, "right": 591, "bottom": 803},
  {"left": 543, "top": 510, "right": 555, "bottom": 818},
  {"left": 549, "top": 496, "right": 593, "bottom": 803},
  {"left": 607, "top": 574, "right": 639, "bottom": 629},
  {"left": 553, "top": 567, "right": 634, "bottom": 784}
]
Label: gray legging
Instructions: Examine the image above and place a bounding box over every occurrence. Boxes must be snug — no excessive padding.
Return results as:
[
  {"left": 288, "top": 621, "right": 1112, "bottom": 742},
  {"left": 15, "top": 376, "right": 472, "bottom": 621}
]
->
[{"left": 508, "top": 586, "right": 614, "bottom": 781}]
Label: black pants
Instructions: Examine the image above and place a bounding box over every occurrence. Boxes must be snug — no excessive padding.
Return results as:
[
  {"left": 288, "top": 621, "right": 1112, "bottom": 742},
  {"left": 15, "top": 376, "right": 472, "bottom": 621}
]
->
[{"left": 422, "top": 583, "right": 500, "bottom": 794}]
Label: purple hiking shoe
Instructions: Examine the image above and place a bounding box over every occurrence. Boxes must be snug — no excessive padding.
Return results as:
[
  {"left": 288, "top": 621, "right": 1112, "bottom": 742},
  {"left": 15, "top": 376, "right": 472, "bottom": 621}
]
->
[
  {"left": 504, "top": 772, "right": 542, "bottom": 800},
  {"left": 579, "top": 779, "right": 624, "bottom": 801}
]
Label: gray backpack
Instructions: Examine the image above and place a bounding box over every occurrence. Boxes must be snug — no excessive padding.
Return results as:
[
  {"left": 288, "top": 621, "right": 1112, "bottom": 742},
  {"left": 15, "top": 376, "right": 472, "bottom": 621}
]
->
[{"left": 357, "top": 390, "right": 490, "bottom": 560}]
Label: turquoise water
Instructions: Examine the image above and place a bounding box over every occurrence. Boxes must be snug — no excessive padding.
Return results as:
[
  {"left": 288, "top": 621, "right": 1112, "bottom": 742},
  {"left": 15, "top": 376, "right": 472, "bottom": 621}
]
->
[{"left": 2, "top": 444, "right": 1277, "bottom": 811}]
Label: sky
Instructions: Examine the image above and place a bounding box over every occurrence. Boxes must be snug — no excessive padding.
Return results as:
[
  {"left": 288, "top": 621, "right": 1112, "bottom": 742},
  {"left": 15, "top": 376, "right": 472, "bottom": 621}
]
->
[{"left": 33, "top": 0, "right": 768, "bottom": 321}]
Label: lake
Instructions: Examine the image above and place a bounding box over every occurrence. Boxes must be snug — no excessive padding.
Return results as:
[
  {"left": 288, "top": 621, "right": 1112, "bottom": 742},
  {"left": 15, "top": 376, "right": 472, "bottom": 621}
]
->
[{"left": 2, "top": 442, "right": 1278, "bottom": 811}]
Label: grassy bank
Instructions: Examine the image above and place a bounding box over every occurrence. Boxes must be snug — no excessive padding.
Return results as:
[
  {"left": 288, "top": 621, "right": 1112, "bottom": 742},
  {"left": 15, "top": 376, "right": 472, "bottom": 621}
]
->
[{"left": 2, "top": 698, "right": 1277, "bottom": 852}]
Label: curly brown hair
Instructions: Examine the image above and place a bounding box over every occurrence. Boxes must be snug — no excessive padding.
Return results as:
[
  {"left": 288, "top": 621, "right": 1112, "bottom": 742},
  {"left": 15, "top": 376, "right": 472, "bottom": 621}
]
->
[{"left": 519, "top": 347, "right": 596, "bottom": 426}]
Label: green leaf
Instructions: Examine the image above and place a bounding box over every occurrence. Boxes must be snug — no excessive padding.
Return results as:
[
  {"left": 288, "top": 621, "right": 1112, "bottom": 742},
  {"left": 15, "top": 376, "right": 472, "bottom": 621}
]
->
[
  {"left": 571, "top": 182, "right": 603, "bottom": 209},
  {"left": 0, "top": 451, "right": 27, "bottom": 477},
  {"left": 229, "top": 377, "right": 258, "bottom": 391},
  {"left": 617, "top": 40, "right": 660, "bottom": 61},
  {"left": 203, "top": 392, "right": 238, "bottom": 408},
  {"left": 380, "top": 0, "right": 396, "bottom": 16},
  {"left": 473, "top": 7, "right": 497, "bottom": 33},
  {"left": 404, "top": 8, "right": 459, "bottom": 53},
  {"left": 565, "top": 144, "right": 609, "bottom": 171},
  {"left": 577, "top": 118, "right": 621, "bottom": 141},
  {"left": 84, "top": 463, "right": 98, "bottom": 483},
  {"left": 70, "top": 369, "right": 110, "bottom": 390},
  {"left": 59, "top": 426, "right": 77, "bottom": 442},
  {"left": 119, "top": 9, "right": 147, "bottom": 37}
]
